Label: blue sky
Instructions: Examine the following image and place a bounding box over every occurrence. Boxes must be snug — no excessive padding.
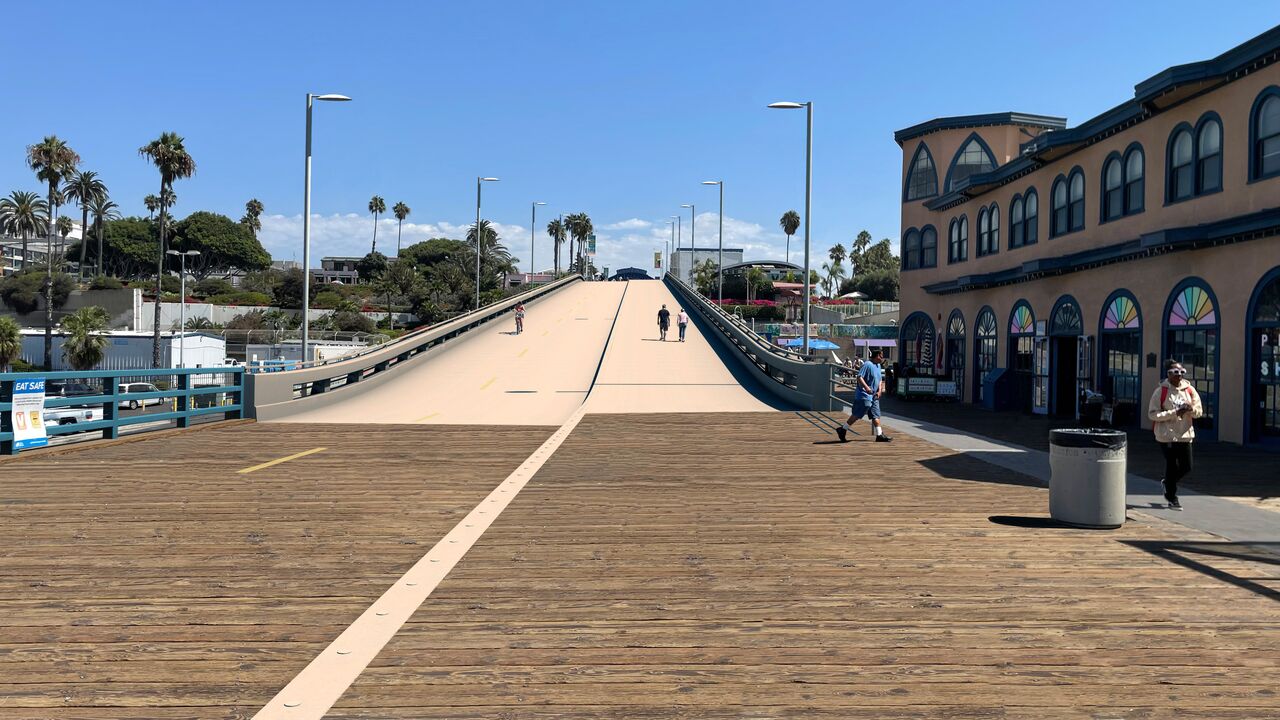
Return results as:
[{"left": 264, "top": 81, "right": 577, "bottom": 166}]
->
[{"left": 2, "top": 1, "right": 1276, "bottom": 274}]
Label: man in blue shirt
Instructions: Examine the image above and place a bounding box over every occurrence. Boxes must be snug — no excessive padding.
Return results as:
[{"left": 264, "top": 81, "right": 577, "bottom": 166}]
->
[{"left": 837, "top": 349, "right": 893, "bottom": 443}]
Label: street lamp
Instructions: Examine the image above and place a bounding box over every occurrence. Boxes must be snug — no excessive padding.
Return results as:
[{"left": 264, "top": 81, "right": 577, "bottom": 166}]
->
[
  {"left": 530, "top": 201, "right": 546, "bottom": 283},
  {"left": 667, "top": 220, "right": 676, "bottom": 276},
  {"left": 680, "top": 203, "right": 694, "bottom": 283},
  {"left": 701, "top": 181, "right": 724, "bottom": 305},
  {"left": 165, "top": 249, "right": 201, "bottom": 368},
  {"left": 302, "top": 92, "right": 352, "bottom": 364},
  {"left": 475, "top": 177, "right": 500, "bottom": 309},
  {"left": 769, "top": 100, "right": 812, "bottom": 355}
]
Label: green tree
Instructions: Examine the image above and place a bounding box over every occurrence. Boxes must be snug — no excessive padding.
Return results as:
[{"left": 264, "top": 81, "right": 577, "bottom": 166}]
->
[
  {"left": 847, "top": 230, "right": 873, "bottom": 277},
  {"left": 0, "top": 316, "right": 20, "bottom": 371},
  {"left": 564, "top": 213, "right": 594, "bottom": 273},
  {"left": 0, "top": 190, "right": 49, "bottom": 264},
  {"left": 61, "top": 305, "right": 111, "bottom": 370},
  {"left": 842, "top": 269, "right": 899, "bottom": 301},
  {"left": 241, "top": 269, "right": 283, "bottom": 296},
  {"left": 63, "top": 170, "right": 109, "bottom": 280},
  {"left": 376, "top": 260, "right": 420, "bottom": 328},
  {"left": 171, "top": 211, "right": 271, "bottom": 278},
  {"left": 0, "top": 271, "right": 74, "bottom": 314},
  {"left": 240, "top": 198, "right": 263, "bottom": 238},
  {"left": 86, "top": 197, "right": 120, "bottom": 277},
  {"left": 828, "top": 243, "right": 847, "bottom": 266},
  {"left": 273, "top": 268, "right": 317, "bottom": 309},
  {"left": 28, "top": 135, "right": 81, "bottom": 369},
  {"left": 143, "top": 194, "right": 160, "bottom": 220},
  {"left": 392, "top": 201, "right": 411, "bottom": 256},
  {"left": 139, "top": 131, "right": 196, "bottom": 367},
  {"left": 746, "top": 266, "right": 768, "bottom": 303},
  {"left": 356, "top": 251, "right": 388, "bottom": 283},
  {"left": 466, "top": 220, "right": 516, "bottom": 292},
  {"left": 692, "top": 259, "right": 718, "bottom": 295},
  {"left": 193, "top": 277, "right": 234, "bottom": 298},
  {"left": 859, "top": 238, "right": 898, "bottom": 275},
  {"left": 546, "top": 218, "right": 567, "bottom": 275},
  {"left": 332, "top": 310, "right": 375, "bottom": 333},
  {"left": 779, "top": 210, "right": 800, "bottom": 265},
  {"left": 56, "top": 215, "right": 74, "bottom": 271},
  {"left": 368, "top": 195, "right": 386, "bottom": 255}
]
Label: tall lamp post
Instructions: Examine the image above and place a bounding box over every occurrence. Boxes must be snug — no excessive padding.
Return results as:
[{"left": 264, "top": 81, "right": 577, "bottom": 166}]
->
[
  {"left": 667, "top": 220, "right": 676, "bottom": 276},
  {"left": 701, "top": 181, "right": 724, "bottom": 305},
  {"left": 680, "top": 203, "right": 694, "bottom": 283},
  {"left": 165, "top": 249, "right": 200, "bottom": 368},
  {"left": 475, "top": 177, "right": 500, "bottom": 309},
  {"left": 530, "top": 201, "right": 546, "bottom": 283},
  {"left": 302, "top": 92, "right": 351, "bottom": 365},
  {"left": 769, "top": 100, "right": 813, "bottom": 355}
]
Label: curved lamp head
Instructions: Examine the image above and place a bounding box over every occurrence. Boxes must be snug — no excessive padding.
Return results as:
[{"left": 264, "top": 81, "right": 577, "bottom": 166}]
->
[
  {"left": 768, "top": 101, "right": 806, "bottom": 109},
  {"left": 534, "top": 201, "right": 546, "bottom": 206},
  {"left": 680, "top": 203, "right": 694, "bottom": 208},
  {"left": 701, "top": 180, "right": 721, "bottom": 186},
  {"left": 314, "top": 94, "right": 352, "bottom": 102},
  {"left": 480, "top": 177, "right": 500, "bottom": 182}
]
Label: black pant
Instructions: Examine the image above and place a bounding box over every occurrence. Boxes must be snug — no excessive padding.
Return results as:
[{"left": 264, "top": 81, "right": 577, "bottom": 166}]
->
[{"left": 1159, "top": 442, "right": 1193, "bottom": 497}]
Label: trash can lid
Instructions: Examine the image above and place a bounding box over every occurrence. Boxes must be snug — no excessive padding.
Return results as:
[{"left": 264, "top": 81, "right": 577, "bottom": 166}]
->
[{"left": 1050, "top": 428, "right": 1127, "bottom": 450}]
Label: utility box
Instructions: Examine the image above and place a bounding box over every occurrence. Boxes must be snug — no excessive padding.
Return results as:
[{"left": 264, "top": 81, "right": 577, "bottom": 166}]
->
[{"left": 982, "top": 368, "right": 1016, "bottom": 411}]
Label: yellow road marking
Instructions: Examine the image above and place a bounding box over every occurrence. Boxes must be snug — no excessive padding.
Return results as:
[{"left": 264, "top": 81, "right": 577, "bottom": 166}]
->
[
  {"left": 414, "top": 412, "right": 440, "bottom": 422},
  {"left": 480, "top": 376, "right": 496, "bottom": 390},
  {"left": 542, "top": 330, "right": 549, "bottom": 336},
  {"left": 517, "top": 348, "right": 528, "bottom": 358},
  {"left": 238, "top": 447, "right": 326, "bottom": 475}
]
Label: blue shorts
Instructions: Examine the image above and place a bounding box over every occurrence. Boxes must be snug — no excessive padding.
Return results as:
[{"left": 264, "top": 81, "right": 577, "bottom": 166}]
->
[{"left": 851, "top": 394, "right": 880, "bottom": 420}]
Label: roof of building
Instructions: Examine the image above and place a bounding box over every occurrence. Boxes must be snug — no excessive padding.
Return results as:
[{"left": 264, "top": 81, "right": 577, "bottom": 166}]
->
[
  {"left": 894, "top": 113, "right": 1067, "bottom": 145},
  {"left": 673, "top": 247, "right": 745, "bottom": 253},
  {"left": 911, "top": 23, "right": 1280, "bottom": 210},
  {"left": 721, "top": 260, "right": 802, "bottom": 273}
]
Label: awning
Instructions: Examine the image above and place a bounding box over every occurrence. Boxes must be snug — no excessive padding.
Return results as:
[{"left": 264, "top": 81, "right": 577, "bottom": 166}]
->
[{"left": 853, "top": 339, "right": 898, "bottom": 347}]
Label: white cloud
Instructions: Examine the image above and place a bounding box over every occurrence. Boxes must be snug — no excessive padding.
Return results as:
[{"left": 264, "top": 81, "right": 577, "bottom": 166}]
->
[
  {"left": 602, "top": 218, "right": 651, "bottom": 231},
  {"left": 259, "top": 213, "right": 528, "bottom": 263}
]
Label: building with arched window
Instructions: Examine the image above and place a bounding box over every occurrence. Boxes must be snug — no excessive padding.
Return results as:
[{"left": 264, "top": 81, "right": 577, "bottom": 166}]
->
[{"left": 895, "top": 24, "right": 1280, "bottom": 445}]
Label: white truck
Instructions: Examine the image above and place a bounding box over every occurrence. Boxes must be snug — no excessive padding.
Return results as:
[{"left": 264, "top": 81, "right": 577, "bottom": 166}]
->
[{"left": 44, "top": 406, "right": 97, "bottom": 427}]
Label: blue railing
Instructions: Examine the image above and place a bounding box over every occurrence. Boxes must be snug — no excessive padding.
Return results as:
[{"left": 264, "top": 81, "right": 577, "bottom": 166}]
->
[{"left": 0, "top": 367, "right": 244, "bottom": 455}]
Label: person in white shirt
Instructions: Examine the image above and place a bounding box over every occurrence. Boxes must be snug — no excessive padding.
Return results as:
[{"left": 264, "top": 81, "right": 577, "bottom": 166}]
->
[
  {"left": 1146, "top": 359, "right": 1203, "bottom": 510},
  {"left": 676, "top": 309, "right": 689, "bottom": 342}
]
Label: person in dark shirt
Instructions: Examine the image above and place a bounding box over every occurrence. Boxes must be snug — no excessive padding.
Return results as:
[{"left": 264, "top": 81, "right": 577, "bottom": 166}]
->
[{"left": 657, "top": 304, "right": 671, "bottom": 341}]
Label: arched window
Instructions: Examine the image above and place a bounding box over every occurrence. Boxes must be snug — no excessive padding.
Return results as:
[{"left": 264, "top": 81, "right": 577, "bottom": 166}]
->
[
  {"left": 921, "top": 225, "right": 937, "bottom": 268},
  {"left": 1246, "top": 267, "right": 1280, "bottom": 444},
  {"left": 948, "top": 218, "right": 965, "bottom": 263},
  {"left": 1124, "top": 145, "right": 1144, "bottom": 213},
  {"left": 901, "top": 228, "right": 921, "bottom": 270},
  {"left": 1169, "top": 127, "right": 1194, "bottom": 201},
  {"left": 958, "top": 215, "right": 968, "bottom": 261},
  {"left": 1068, "top": 169, "right": 1085, "bottom": 232},
  {"left": 987, "top": 203, "right": 999, "bottom": 255},
  {"left": 901, "top": 312, "right": 936, "bottom": 374},
  {"left": 1103, "top": 156, "right": 1123, "bottom": 221},
  {"left": 1197, "top": 116, "right": 1222, "bottom": 194},
  {"left": 945, "top": 309, "right": 967, "bottom": 399},
  {"left": 945, "top": 134, "right": 997, "bottom": 192},
  {"left": 973, "top": 307, "right": 998, "bottom": 404},
  {"left": 904, "top": 142, "right": 939, "bottom": 201},
  {"left": 1164, "top": 279, "right": 1220, "bottom": 438},
  {"left": 1024, "top": 188, "right": 1038, "bottom": 244},
  {"left": 1010, "top": 195, "right": 1025, "bottom": 248},
  {"left": 977, "top": 208, "right": 990, "bottom": 257},
  {"left": 1099, "top": 290, "right": 1143, "bottom": 420},
  {"left": 1050, "top": 296, "right": 1083, "bottom": 336},
  {"left": 1250, "top": 88, "right": 1280, "bottom": 181},
  {"left": 1051, "top": 177, "right": 1068, "bottom": 237}
]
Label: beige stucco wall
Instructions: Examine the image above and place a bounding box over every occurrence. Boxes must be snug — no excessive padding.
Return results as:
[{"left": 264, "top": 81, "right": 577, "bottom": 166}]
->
[{"left": 896, "top": 61, "right": 1280, "bottom": 445}]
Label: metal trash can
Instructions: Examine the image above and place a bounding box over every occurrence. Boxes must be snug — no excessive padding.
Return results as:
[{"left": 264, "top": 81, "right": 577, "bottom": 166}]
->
[{"left": 1048, "top": 428, "right": 1128, "bottom": 529}]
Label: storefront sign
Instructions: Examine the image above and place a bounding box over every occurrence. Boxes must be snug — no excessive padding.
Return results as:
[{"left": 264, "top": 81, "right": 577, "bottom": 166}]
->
[
  {"left": 905, "top": 377, "right": 937, "bottom": 396},
  {"left": 10, "top": 378, "right": 48, "bottom": 451},
  {"left": 936, "top": 381, "right": 958, "bottom": 397}
]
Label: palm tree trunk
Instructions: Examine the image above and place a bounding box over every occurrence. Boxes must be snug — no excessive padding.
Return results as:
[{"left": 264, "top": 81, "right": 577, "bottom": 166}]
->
[
  {"left": 43, "top": 183, "right": 56, "bottom": 370},
  {"left": 96, "top": 218, "right": 104, "bottom": 277},
  {"left": 371, "top": 213, "right": 378, "bottom": 255},
  {"left": 396, "top": 220, "right": 402, "bottom": 257},
  {"left": 152, "top": 183, "right": 167, "bottom": 368},
  {"left": 78, "top": 207, "right": 89, "bottom": 280},
  {"left": 786, "top": 234, "right": 791, "bottom": 265}
]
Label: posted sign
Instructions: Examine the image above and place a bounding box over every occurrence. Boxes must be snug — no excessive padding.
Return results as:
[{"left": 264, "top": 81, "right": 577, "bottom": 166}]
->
[
  {"left": 10, "top": 378, "right": 48, "bottom": 450},
  {"left": 586, "top": 234, "right": 597, "bottom": 256},
  {"left": 654, "top": 252, "right": 662, "bottom": 269}
]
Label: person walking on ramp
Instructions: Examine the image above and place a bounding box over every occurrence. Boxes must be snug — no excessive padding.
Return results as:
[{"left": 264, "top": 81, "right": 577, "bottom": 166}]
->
[
  {"left": 837, "top": 348, "right": 892, "bottom": 443},
  {"left": 657, "top": 304, "right": 671, "bottom": 341},
  {"left": 677, "top": 308, "right": 689, "bottom": 342},
  {"left": 1147, "top": 359, "right": 1202, "bottom": 510}
]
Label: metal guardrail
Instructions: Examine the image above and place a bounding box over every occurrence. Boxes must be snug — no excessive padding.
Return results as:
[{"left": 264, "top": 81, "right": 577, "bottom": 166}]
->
[
  {"left": 664, "top": 275, "right": 836, "bottom": 411},
  {"left": 245, "top": 274, "right": 583, "bottom": 419},
  {"left": 0, "top": 367, "right": 245, "bottom": 455}
]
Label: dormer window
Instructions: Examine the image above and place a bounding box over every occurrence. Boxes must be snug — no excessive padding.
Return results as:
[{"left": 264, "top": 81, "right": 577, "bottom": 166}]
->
[{"left": 945, "top": 134, "right": 997, "bottom": 192}]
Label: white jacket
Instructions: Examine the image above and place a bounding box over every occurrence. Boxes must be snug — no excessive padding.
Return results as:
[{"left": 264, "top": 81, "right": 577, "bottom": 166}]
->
[{"left": 1147, "top": 379, "right": 1203, "bottom": 443}]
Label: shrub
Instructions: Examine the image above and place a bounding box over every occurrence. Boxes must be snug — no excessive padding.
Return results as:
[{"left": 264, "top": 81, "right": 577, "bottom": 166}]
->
[
  {"left": 193, "top": 278, "right": 234, "bottom": 298},
  {"left": 312, "top": 290, "right": 343, "bottom": 309},
  {"left": 88, "top": 276, "right": 124, "bottom": 290},
  {"left": 724, "top": 305, "right": 784, "bottom": 321},
  {"left": 331, "top": 310, "right": 374, "bottom": 333},
  {"left": 208, "top": 291, "right": 272, "bottom": 306}
]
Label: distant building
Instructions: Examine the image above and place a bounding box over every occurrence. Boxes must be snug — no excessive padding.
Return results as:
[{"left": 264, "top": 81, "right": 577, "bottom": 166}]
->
[
  {"left": 271, "top": 260, "right": 301, "bottom": 272},
  {"left": 504, "top": 271, "right": 557, "bottom": 289},
  {"left": 669, "top": 246, "right": 744, "bottom": 286},
  {"left": 721, "top": 260, "right": 802, "bottom": 283},
  {"left": 19, "top": 329, "right": 226, "bottom": 371},
  {"left": 313, "top": 256, "right": 361, "bottom": 284},
  {"left": 609, "top": 267, "right": 651, "bottom": 281}
]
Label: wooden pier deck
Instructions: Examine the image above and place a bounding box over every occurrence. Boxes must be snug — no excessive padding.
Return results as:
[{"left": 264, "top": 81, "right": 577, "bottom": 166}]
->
[{"left": 0, "top": 414, "right": 1277, "bottom": 718}]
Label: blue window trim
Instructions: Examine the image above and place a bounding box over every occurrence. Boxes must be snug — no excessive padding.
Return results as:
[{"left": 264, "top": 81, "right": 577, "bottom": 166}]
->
[
  {"left": 1098, "top": 142, "right": 1146, "bottom": 224},
  {"left": 1008, "top": 192, "right": 1023, "bottom": 250},
  {"left": 1123, "top": 142, "right": 1146, "bottom": 216},
  {"left": 1164, "top": 121, "right": 1195, "bottom": 205},
  {"left": 921, "top": 224, "right": 938, "bottom": 269},
  {"left": 1023, "top": 187, "right": 1039, "bottom": 246},
  {"left": 1096, "top": 288, "right": 1143, "bottom": 410},
  {"left": 1067, "top": 166, "right": 1086, "bottom": 233},
  {"left": 1006, "top": 299, "right": 1036, "bottom": 370},
  {"left": 903, "top": 141, "right": 939, "bottom": 202},
  {"left": 1049, "top": 174, "right": 1070, "bottom": 238},
  {"left": 981, "top": 202, "right": 1000, "bottom": 256},
  {"left": 1194, "top": 111, "right": 1225, "bottom": 195},
  {"left": 1248, "top": 86, "right": 1280, "bottom": 183},
  {"left": 943, "top": 132, "right": 999, "bottom": 194},
  {"left": 1160, "top": 276, "right": 1221, "bottom": 441},
  {"left": 1099, "top": 151, "right": 1125, "bottom": 225},
  {"left": 1244, "top": 265, "right": 1280, "bottom": 443},
  {"left": 947, "top": 308, "right": 966, "bottom": 339},
  {"left": 900, "top": 226, "right": 920, "bottom": 271},
  {"left": 900, "top": 311, "right": 937, "bottom": 371},
  {"left": 947, "top": 215, "right": 969, "bottom": 264},
  {"left": 1049, "top": 294, "right": 1083, "bottom": 337}
]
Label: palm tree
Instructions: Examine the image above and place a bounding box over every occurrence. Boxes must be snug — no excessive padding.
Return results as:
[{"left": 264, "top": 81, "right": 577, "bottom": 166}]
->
[
  {"left": 545, "top": 218, "right": 566, "bottom": 276},
  {"left": 64, "top": 170, "right": 108, "bottom": 280},
  {"left": 28, "top": 135, "right": 81, "bottom": 370},
  {"left": 144, "top": 194, "right": 160, "bottom": 220},
  {"left": 0, "top": 191, "right": 48, "bottom": 266},
  {"left": 564, "top": 213, "right": 594, "bottom": 273},
  {"left": 87, "top": 197, "right": 120, "bottom": 277},
  {"left": 241, "top": 198, "right": 264, "bottom": 238},
  {"left": 466, "top": 220, "right": 516, "bottom": 290},
  {"left": 368, "top": 195, "right": 386, "bottom": 255},
  {"left": 139, "top": 131, "right": 197, "bottom": 368},
  {"left": 60, "top": 306, "right": 111, "bottom": 370},
  {"left": 822, "top": 259, "right": 846, "bottom": 299},
  {"left": 0, "top": 316, "right": 20, "bottom": 371},
  {"left": 746, "top": 266, "right": 767, "bottom": 303},
  {"left": 392, "top": 201, "right": 410, "bottom": 256},
  {"left": 56, "top": 216, "right": 73, "bottom": 271},
  {"left": 780, "top": 210, "right": 800, "bottom": 265},
  {"left": 828, "top": 243, "right": 847, "bottom": 266}
]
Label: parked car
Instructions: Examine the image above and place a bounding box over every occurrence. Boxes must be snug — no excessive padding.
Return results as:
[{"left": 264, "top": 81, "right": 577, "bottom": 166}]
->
[
  {"left": 117, "top": 382, "right": 163, "bottom": 410},
  {"left": 46, "top": 381, "right": 99, "bottom": 398},
  {"left": 44, "top": 406, "right": 96, "bottom": 427}
]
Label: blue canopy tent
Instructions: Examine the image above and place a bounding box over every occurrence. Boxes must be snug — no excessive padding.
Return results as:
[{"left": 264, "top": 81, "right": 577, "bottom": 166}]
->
[{"left": 778, "top": 337, "right": 839, "bottom": 350}]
